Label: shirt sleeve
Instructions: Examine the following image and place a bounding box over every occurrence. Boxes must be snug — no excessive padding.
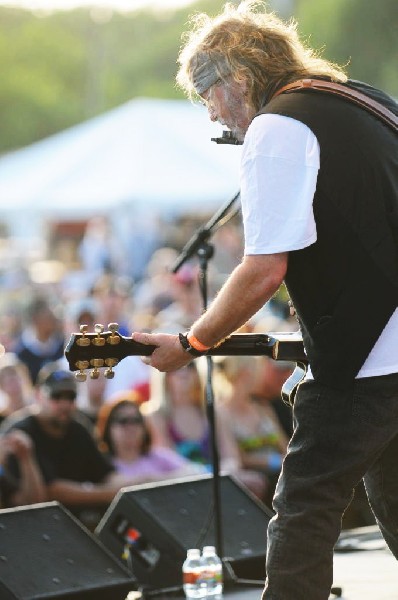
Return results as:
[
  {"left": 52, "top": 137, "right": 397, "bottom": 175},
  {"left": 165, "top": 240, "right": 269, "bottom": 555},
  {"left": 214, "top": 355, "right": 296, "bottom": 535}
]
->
[{"left": 241, "top": 113, "right": 319, "bottom": 255}]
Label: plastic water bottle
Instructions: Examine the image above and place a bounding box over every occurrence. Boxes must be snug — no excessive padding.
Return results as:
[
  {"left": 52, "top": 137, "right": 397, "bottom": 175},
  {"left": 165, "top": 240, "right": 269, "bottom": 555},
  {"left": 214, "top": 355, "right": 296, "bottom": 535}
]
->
[
  {"left": 201, "top": 545, "right": 223, "bottom": 597},
  {"left": 182, "top": 548, "right": 206, "bottom": 599}
]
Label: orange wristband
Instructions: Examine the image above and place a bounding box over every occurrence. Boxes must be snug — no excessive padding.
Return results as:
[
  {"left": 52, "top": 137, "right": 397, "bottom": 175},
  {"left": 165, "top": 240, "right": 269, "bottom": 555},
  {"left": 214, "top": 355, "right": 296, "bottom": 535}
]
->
[{"left": 187, "top": 333, "right": 211, "bottom": 352}]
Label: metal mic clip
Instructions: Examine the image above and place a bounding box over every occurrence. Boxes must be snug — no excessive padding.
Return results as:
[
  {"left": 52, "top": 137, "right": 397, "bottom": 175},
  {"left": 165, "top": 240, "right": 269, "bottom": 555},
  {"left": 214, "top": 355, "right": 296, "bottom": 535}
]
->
[{"left": 211, "top": 130, "right": 243, "bottom": 145}]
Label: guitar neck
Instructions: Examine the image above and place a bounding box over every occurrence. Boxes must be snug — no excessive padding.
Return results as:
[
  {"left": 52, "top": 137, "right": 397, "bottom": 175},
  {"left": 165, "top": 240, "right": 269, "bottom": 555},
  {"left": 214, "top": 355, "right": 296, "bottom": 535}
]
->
[
  {"left": 110, "top": 332, "right": 305, "bottom": 359},
  {"left": 207, "top": 332, "right": 305, "bottom": 361},
  {"left": 65, "top": 330, "right": 307, "bottom": 376}
]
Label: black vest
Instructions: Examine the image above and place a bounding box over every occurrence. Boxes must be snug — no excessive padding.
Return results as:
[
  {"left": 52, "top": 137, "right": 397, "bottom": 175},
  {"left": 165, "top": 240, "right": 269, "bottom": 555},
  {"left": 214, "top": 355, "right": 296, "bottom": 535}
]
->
[{"left": 258, "top": 80, "right": 398, "bottom": 389}]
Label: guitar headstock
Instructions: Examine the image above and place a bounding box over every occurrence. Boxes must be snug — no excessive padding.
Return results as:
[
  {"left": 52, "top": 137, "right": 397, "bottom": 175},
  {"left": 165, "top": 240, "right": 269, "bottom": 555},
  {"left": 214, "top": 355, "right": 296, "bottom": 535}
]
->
[{"left": 64, "top": 322, "right": 156, "bottom": 382}]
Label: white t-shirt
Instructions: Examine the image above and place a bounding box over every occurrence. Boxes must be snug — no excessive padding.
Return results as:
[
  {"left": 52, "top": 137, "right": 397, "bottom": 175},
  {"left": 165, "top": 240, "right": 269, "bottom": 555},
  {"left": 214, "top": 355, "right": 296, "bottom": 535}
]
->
[{"left": 241, "top": 113, "right": 398, "bottom": 378}]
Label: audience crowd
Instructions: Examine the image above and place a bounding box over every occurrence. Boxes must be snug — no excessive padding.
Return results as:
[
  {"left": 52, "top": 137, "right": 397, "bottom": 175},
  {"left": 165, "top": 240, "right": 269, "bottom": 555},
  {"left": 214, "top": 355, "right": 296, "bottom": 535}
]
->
[{"left": 0, "top": 215, "right": 371, "bottom": 530}]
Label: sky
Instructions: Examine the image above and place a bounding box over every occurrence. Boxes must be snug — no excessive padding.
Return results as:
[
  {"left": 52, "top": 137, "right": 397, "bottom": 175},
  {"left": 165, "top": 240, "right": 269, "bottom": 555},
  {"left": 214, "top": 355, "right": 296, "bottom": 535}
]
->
[{"left": 0, "top": 0, "right": 196, "bottom": 11}]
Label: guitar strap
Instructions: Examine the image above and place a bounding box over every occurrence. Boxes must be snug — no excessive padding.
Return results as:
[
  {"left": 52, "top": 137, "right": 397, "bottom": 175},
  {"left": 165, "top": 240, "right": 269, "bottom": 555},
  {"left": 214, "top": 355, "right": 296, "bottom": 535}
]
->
[{"left": 272, "top": 78, "right": 398, "bottom": 133}]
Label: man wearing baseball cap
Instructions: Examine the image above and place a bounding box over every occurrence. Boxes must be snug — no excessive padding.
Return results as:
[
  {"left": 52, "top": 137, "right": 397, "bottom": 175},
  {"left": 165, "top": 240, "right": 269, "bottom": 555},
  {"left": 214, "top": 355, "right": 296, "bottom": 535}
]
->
[{"left": 2, "top": 362, "right": 130, "bottom": 527}]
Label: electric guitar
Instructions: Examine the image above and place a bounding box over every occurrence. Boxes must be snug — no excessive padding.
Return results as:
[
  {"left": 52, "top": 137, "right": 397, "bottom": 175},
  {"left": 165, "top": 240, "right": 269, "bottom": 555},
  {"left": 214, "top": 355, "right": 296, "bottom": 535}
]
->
[{"left": 64, "top": 323, "right": 308, "bottom": 405}]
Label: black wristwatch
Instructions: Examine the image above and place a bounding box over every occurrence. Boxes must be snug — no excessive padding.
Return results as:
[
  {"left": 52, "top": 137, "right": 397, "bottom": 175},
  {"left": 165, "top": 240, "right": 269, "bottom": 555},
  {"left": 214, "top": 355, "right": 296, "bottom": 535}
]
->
[{"left": 178, "top": 333, "right": 206, "bottom": 357}]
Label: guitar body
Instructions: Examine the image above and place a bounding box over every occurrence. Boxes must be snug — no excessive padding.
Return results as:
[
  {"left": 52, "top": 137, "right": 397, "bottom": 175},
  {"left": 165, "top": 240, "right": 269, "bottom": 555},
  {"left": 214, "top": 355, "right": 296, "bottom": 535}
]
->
[
  {"left": 64, "top": 327, "right": 308, "bottom": 405},
  {"left": 281, "top": 361, "right": 308, "bottom": 405}
]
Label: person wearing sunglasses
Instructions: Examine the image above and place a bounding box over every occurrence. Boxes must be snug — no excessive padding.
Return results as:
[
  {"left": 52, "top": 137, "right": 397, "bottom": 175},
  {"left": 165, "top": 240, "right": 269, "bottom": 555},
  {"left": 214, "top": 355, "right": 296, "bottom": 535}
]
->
[
  {"left": 1, "top": 363, "right": 149, "bottom": 528},
  {"left": 96, "top": 393, "right": 205, "bottom": 483}
]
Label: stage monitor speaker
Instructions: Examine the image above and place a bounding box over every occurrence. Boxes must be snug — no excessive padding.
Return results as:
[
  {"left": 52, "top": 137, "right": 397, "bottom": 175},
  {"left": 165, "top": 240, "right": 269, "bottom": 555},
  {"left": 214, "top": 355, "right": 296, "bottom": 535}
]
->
[
  {"left": 0, "top": 501, "right": 136, "bottom": 600},
  {"left": 95, "top": 473, "right": 273, "bottom": 593}
]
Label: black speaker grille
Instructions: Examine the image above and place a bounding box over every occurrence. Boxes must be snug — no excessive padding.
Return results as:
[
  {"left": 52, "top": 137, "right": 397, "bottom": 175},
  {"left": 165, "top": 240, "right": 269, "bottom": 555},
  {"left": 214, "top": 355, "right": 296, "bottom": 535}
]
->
[
  {"left": 127, "top": 474, "right": 271, "bottom": 558},
  {"left": 0, "top": 502, "right": 134, "bottom": 600},
  {"left": 96, "top": 474, "right": 272, "bottom": 591}
]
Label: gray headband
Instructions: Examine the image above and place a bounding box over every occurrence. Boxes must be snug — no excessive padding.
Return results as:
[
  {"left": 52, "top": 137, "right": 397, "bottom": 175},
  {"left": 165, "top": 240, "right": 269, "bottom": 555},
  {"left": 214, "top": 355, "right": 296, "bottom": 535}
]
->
[{"left": 191, "top": 52, "right": 231, "bottom": 95}]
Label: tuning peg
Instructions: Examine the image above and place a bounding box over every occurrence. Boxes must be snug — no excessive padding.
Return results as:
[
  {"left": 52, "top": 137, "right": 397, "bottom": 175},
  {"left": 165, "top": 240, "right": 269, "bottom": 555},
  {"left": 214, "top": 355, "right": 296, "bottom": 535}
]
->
[
  {"left": 75, "top": 360, "right": 89, "bottom": 382},
  {"left": 104, "top": 357, "right": 118, "bottom": 379},
  {"left": 90, "top": 358, "right": 104, "bottom": 379},
  {"left": 93, "top": 323, "right": 105, "bottom": 346},
  {"left": 104, "top": 368, "right": 115, "bottom": 379},
  {"left": 77, "top": 324, "right": 90, "bottom": 347},
  {"left": 107, "top": 323, "right": 121, "bottom": 345}
]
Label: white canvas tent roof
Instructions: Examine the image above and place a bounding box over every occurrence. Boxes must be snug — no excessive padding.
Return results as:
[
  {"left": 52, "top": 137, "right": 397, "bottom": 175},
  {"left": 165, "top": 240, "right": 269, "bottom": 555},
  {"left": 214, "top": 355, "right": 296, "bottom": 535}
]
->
[{"left": 0, "top": 98, "right": 241, "bottom": 234}]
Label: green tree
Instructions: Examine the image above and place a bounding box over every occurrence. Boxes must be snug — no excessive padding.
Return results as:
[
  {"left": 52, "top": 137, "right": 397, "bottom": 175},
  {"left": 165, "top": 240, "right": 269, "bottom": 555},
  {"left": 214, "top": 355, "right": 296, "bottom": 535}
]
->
[
  {"left": 295, "top": 0, "right": 398, "bottom": 98},
  {"left": 0, "top": 8, "right": 88, "bottom": 150},
  {"left": 0, "top": 0, "right": 396, "bottom": 155},
  {"left": 0, "top": 1, "right": 225, "bottom": 154}
]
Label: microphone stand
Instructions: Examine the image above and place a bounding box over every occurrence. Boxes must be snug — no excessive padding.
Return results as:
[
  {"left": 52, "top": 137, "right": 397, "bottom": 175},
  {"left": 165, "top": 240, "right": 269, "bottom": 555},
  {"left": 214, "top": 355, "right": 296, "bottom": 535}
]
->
[
  {"left": 171, "top": 191, "right": 240, "bottom": 275},
  {"left": 171, "top": 191, "right": 240, "bottom": 564}
]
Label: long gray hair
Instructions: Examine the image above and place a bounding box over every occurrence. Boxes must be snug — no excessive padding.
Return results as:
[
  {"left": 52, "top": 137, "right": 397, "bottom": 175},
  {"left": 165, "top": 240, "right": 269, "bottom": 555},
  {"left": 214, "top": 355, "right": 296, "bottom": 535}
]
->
[{"left": 177, "top": 0, "right": 347, "bottom": 109}]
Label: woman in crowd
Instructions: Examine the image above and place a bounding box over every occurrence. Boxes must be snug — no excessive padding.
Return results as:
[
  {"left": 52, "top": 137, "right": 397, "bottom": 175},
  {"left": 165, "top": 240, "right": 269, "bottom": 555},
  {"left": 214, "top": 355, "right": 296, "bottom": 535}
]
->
[
  {"left": 214, "top": 356, "right": 289, "bottom": 503},
  {"left": 142, "top": 361, "right": 241, "bottom": 473},
  {"left": 96, "top": 391, "right": 205, "bottom": 483}
]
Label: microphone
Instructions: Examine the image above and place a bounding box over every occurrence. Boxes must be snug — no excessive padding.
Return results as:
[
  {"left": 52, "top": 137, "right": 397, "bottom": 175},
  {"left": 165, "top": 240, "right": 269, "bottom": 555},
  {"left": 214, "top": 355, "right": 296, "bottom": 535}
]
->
[{"left": 211, "top": 130, "right": 243, "bottom": 145}]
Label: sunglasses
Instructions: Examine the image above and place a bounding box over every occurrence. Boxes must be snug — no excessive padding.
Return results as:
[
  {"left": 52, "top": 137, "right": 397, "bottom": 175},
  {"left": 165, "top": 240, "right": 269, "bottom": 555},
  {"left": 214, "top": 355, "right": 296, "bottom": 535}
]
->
[
  {"left": 111, "top": 416, "right": 143, "bottom": 427},
  {"left": 50, "top": 391, "right": 77, "bottom": 402}
]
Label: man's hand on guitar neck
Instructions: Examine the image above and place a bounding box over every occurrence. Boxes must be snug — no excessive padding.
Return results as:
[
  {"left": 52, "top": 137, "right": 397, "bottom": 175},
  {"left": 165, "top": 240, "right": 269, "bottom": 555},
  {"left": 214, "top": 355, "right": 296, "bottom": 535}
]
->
[
  {"left": 131, "top": 331, "right": 193, "bottom": 371},
  {"left": 132, "top": 254, "right": 287, "bottom": 373}
]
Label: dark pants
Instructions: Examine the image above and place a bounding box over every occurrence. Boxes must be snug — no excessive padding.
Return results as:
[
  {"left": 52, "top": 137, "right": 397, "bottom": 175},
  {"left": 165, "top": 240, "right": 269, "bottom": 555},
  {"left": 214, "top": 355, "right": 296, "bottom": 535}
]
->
[{"left": 262, "top": 372, "right": 398, "bottom": 600}]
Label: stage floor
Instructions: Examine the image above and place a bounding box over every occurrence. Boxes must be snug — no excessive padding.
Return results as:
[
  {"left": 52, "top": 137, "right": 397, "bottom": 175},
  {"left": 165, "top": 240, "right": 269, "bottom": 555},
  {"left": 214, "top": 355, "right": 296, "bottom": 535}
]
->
[
  {"left": 332, "top": 546, "right": 397, "bottom": 599},
  {"left": 127, "top": 542, "right": 397, "bottom": 600}
]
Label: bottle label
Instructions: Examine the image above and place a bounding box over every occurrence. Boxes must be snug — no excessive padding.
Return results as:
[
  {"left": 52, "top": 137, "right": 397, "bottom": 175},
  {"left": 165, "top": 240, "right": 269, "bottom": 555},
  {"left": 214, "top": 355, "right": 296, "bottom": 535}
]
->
[
  {"left": 200, "top": 569, "right": 222, "bottom": 585},
  {"left": 183, "top": 571, "right": 201, "bottom": 585}
]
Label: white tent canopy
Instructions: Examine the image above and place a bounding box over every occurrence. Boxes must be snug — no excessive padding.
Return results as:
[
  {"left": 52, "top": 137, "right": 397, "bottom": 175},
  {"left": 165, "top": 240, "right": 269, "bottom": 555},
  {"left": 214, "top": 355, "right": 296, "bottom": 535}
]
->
[{"left": 0, "top": 98, "right": 241, "bottom": 237}]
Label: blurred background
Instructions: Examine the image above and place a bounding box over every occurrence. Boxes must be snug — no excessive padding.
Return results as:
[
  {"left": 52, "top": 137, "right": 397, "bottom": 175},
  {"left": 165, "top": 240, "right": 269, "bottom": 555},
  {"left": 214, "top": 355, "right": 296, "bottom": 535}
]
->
[
  {"left": 0, "top": 0, "right": 389, "bottom": 529},
  {"left": 0, "top": 0, "right": 396, "bottom": 324}
]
